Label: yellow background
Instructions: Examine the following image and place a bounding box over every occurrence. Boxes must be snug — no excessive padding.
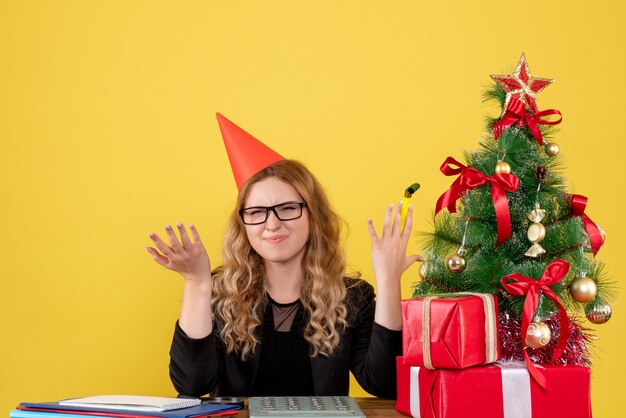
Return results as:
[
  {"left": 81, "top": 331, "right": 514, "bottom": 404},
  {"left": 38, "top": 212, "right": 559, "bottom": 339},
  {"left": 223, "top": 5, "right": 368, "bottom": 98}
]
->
[{"left": 1, "top": 1, "right": 624, "bottom": 416}]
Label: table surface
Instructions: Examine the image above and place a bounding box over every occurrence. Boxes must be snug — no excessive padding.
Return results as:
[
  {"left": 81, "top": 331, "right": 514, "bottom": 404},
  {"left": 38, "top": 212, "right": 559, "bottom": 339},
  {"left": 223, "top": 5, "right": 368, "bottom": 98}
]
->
[{"left": 236, "top": 398, "right": 406, "bottom": 418}]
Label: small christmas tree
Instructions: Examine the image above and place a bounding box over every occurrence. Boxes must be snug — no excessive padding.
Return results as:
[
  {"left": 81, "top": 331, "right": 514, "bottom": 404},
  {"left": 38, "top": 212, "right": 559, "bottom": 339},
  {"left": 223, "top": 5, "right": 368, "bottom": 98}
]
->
[{"left": 413, "top": 53, "right": 614, "bottom": 384}]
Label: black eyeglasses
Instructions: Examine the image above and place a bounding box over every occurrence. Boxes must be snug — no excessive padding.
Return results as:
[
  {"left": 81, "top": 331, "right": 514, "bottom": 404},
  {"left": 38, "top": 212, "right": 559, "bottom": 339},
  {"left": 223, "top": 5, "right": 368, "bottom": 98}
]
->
[{"left": 239, "top": 201, "right": 307, "bottom": 225}]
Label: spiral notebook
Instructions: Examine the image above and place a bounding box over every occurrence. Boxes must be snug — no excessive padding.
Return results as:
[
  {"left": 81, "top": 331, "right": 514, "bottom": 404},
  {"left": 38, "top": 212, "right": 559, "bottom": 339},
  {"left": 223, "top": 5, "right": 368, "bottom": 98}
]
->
[{"left": 58, "top": 396, "right": 200, "bottom": 412}]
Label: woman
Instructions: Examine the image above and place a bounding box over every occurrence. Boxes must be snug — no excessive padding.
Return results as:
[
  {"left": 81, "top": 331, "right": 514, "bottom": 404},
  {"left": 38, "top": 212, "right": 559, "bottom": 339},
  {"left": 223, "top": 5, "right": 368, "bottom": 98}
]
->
[{"left": 147, "top": 156, "right": 419, "bottom": 399}]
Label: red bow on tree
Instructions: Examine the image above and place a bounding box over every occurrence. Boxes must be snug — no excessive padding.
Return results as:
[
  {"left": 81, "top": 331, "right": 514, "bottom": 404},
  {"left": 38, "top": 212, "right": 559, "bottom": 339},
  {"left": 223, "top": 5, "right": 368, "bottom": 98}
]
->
[
  {"left": 435, "top": 157, "right": 520, "bottom": 246},
  {"left": 569, "top": 194, "right": 604, "bottom": 256},
  {"left": 501, "top": 259, "right": 570, "bottom": 388},
  {"left": 492, "top": 97, "right": 562, "bottom": 146}
]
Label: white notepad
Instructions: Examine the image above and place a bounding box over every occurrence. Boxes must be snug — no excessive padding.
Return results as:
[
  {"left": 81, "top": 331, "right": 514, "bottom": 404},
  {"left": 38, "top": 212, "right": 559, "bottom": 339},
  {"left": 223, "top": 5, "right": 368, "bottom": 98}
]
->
[{"left": 59, "top": 395, "right": 201, "bottom": 412}]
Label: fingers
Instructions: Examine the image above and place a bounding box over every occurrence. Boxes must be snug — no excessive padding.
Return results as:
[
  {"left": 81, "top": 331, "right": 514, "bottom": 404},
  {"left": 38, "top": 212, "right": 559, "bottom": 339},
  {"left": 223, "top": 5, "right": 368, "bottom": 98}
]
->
[
  {"left": 145, "top": 246, "right": 170, "bottom": 268},
  {"left": 177, "top": 223, "right": 192, "bottom": 247},
  {"left": 189, "top": 224, "right": 204, "bottom": 245},
  {"left": 149, "top": 232, "right": 174, "bottom": 256},
  {"left": 382, "top": 204, "right": 393, "bottom": 237},
  {"left": 148, "top": 223, "right": 202, "bottom": 256},
  {"left": 367, "top": 218, "right": 379, "bottom": 242},
  {"left": 391, "top": 201, "right": 403, "bottom": 236},
  {"left": 404, "top": 254, "right": 424, "bottom": 270},
  {"left": 401, "top": 254, "right": 424, "bottom": 275},
  {"left": 147, "top": 223, "right": 212, "bottom": 278},
  {"left": 164, "top": 224, "right": 182, "bottom": 250},
  {"left": 371, "top": 202, "right": 408, "bottom": 240}
]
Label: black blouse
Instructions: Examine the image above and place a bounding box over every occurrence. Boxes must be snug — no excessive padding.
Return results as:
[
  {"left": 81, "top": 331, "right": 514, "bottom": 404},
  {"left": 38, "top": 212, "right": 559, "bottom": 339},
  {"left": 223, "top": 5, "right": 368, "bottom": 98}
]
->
[
  {"left": 169, "top": 278, "right": 402, "bottom": 398},
  {"left": 251, "top": 296, "right": 314, "bottom": 395}
]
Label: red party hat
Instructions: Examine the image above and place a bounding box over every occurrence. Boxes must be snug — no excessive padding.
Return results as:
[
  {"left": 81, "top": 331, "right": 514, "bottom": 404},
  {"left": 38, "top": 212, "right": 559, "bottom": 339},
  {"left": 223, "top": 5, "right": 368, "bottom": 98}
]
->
[{"left": 216, "top": 113, "right": 285, "bottom": 190}]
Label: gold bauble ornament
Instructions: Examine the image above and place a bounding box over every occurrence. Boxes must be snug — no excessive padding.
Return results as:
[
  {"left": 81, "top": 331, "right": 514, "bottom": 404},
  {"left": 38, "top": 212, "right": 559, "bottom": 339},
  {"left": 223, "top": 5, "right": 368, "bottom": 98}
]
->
[
  {"left": 525, "top": 321, "right": 552, "bottom": 348},
  {"left": 585, "top": 300, "right": 612, "bottom": 324},
  {"left": 495, "top": 161, "right": 511, "bottom": 174},
  {"left": 446, "top": 253, "right": 466, "bottom": 273},
  {"left": 569, "top": 276, "right": 598, "bottom": 303},
  {"left": 545, "top": 142, "right": 560, "bottom": 156},
  {"left": 419, "top": 261, "right": 429, "bottom": 280}
]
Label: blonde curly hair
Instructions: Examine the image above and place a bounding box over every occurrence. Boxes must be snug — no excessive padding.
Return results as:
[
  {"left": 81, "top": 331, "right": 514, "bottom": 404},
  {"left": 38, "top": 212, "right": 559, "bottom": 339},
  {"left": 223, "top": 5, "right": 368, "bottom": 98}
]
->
[{"left": 212, "top": 160, "right": 350, "bottom": 360}]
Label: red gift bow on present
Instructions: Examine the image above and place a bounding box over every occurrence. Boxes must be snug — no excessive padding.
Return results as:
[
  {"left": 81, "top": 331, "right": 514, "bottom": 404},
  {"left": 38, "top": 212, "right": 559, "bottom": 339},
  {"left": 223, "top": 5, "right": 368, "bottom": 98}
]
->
[
  {"left": 492, "top": 97, "right": 562, "bottom": 146},
  {"left": 435, "top": 157, "right": 520, "bottom": 246},
  {"left": 500, "top": 259, "right": 570, "bottom": 389},
  {"left": 570, "top": 194, "right": 604, "bottom": 256}
]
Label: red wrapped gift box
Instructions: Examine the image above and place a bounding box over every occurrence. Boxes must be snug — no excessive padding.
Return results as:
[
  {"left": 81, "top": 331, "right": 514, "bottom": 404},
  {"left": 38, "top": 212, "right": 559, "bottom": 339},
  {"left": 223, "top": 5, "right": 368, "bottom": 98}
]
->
[
  {"left": 402, "top": 293, "right": 500, "bottom": 369},
  {"left": 395, "top": 357, "right": 591, "bottom": 418}
]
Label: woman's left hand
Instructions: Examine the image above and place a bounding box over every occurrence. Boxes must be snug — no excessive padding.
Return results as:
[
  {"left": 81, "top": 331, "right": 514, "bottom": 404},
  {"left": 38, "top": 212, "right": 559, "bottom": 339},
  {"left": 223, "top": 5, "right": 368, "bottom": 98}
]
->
[
  {"left": 368, "top": 201, "right": 422, "bottom": 329},
  {"left": 367, "top": 201, "right": 422, "bottom": 286}
]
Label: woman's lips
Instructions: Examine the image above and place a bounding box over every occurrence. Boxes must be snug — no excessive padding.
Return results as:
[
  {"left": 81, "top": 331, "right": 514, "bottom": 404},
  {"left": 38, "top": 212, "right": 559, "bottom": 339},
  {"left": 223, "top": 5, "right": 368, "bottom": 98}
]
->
[{"left": 264, "top": 235, "right": 287, "bottom": 244}]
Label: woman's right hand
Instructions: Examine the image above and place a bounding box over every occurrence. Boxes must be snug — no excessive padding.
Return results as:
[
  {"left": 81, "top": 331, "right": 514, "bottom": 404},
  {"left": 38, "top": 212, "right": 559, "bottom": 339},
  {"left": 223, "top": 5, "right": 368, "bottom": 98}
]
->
[
  {"left": 148, "top": 223, "right": 214, "bottom": 338},
  {"left": 146, "top": 223, "right": 211, "bottom": 283}
]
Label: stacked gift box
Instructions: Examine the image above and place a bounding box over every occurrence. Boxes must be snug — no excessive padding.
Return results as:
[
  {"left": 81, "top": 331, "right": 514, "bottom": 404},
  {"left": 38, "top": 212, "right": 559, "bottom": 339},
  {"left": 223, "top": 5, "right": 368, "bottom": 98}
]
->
[{"left": 395, "top": 294, "right": 592, "bottom": 418}]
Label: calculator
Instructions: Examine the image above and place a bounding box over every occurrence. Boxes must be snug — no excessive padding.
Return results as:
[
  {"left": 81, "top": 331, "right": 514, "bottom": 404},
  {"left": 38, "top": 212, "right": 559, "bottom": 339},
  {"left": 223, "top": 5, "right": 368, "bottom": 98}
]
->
[{"left": 248, "top": 396, "right": 365, "bottom": 418}]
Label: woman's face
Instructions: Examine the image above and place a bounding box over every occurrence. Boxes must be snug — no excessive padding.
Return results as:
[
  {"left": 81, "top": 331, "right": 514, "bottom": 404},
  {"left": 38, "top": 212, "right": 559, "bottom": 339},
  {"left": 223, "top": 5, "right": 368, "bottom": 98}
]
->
[{"left": 243, "top": 176, "right": 310, "bottom": 267}]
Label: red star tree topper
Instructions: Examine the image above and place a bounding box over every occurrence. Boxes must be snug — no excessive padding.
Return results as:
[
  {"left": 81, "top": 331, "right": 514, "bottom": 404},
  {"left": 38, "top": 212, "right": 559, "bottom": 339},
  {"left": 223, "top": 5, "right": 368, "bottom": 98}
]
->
[{"left": 491, "top": 53, "right": 553, "bottom": 116}]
